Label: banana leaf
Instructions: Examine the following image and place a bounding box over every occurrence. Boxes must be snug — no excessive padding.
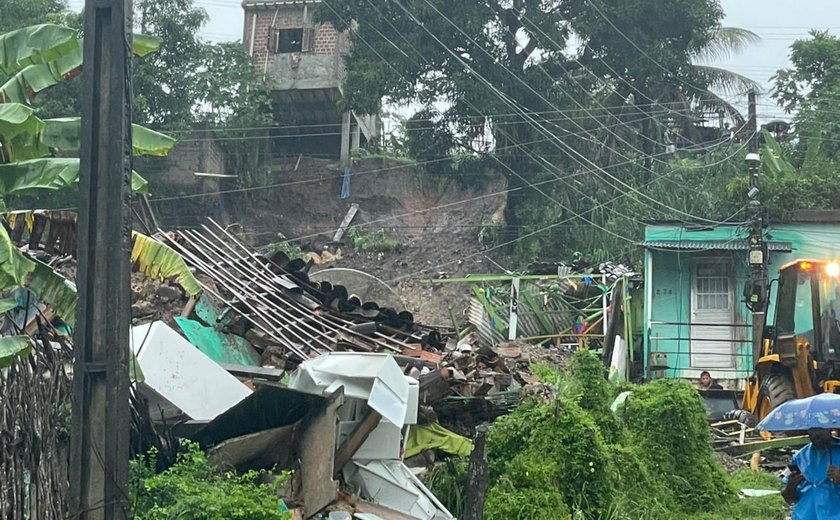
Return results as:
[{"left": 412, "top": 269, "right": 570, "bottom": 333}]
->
[
  {"left": 27, "top": 261, "right": 77, "bottom": 327},
  {"left": 761, "top": 130, "right": 797, "bottom": 180},
  {"left": 0, "top": 49, "right": 81, "bottom": 104},
  {"left": 0, "top": 103, "right": 42, "bottom": 139},
  {"left": 0, "top": 297, "right": 18, "bottom": 313},
  {"left": 0, "top": 219, "right": 35, "bottom": 288},
  {"left": 0, "top": 102, "right": 48, "bottom": 161},
  {"left": 0, "top": 32, "right": 162, "bottom": 104},
  {"left": 131, "top": 232, "right": 202, "bottom": 296},
  {"left": 0, "top": 222, "right": 75, "bottom": 325},
  {"left": 0, "top": 24, "right": 78, "bottom": 75},
  {"left": 0, "top": 157, "right": 149, "bottom": 195},
  {"left": 0, "top": 336, "right": 33, "bottom": 368},
  {"left": 133, "top": 34, "right": 164, "bottom": 58},
  {"left": 42, "top": 118, "right": 177, "bottom": 157},
  {"left": 2, "top": 210, "right": 201, "bottom": 298}
]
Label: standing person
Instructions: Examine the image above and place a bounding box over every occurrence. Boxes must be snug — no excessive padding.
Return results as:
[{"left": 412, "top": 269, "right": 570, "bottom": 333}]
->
[
  {"left": 782, "top": 428, "right": 840, "bottom": 519},
  {"left": 698, "top": 370, "right": 723, "bottom": 390}
]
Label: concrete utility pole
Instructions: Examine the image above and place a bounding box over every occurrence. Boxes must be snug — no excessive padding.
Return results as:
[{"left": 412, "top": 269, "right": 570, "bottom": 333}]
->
[
  {"left": 745, "top": 91, "right": 767, "bottom": 364},
  {"left": 68, "top": 0, "right": 133, "bottom": 517}
]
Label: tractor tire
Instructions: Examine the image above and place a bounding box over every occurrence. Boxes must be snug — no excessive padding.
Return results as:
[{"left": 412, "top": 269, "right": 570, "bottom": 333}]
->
[
  {"left": 756, "top": 375, "right": 796, "bottom": 421},
  {"left": 722, "top": 409, "right": 758, "bottom": 428}
]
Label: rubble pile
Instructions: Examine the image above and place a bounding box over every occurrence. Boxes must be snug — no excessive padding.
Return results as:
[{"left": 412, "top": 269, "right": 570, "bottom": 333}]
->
[{"left": 3, "top": 213, "right": 591, "bottom": 520}]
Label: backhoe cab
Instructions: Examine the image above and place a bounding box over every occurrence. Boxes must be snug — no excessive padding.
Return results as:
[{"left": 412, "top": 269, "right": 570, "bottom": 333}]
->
[{"left": 742, "top": 259, "right": 840, "bottom": 421}]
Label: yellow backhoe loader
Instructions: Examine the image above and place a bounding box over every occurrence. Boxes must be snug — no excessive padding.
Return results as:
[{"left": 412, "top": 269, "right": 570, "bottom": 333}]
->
[{"left": 741, "top": 259, "right": 840, "bottom": 422}]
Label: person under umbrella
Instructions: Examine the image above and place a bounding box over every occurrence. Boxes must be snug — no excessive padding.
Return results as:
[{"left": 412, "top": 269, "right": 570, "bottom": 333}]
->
[
  {"left": 781, "top": 428, "right": 840, "bottom": 519},
  {"left": 757, "top": 393, "right": 840, "bottom": 519}
]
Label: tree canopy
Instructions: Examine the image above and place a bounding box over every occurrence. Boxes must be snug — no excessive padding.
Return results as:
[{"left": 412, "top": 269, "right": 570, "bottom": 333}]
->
[{"left": 317, "top": 0, "right": 755, "bottom": 259}]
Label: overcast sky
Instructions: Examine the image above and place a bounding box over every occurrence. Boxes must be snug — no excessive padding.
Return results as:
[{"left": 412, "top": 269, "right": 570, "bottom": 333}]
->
[{"left": 65, "top": 0, "right": 840, "bottom": 122}]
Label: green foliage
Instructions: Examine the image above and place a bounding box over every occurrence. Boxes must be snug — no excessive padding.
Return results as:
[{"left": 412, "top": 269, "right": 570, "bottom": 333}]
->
[
  {"left": 485, "top": 488, "right": 571, "bottom": 520},
  {"left": 0, "top": 335, "right": 33, "bottom": 368},
  {"left": 423, "top": 457, "right": 469, "bottom": 519},
  {"left": 130, "top": 441, "right": 290, "bottom": 520},
  {"left": 476, "top": 352, "right": 781, "bottom": 520},
  {"left": 265, "top": 233, "right": 307, "bottom": 261},
  {"left": 347, "top": 227, "right": 402, "bottom": 253},
  {"left": 0, "top": 0, "right": 68, "bottom": 37},
  {"left": 487, "top": 398, "right": 615, "bottom": 518},
  {"left": 620, "top": 379, "right": 733, "bottom": 512}
]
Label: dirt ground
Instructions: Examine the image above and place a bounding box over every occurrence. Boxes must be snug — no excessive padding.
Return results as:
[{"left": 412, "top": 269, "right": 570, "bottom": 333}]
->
[{"left": 231, "top": 157, "right": 510, "bottom": 326}]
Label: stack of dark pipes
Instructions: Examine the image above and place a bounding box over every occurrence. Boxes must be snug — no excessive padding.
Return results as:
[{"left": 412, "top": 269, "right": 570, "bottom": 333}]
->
[{"left": 164, "top": 219, "right": 447, "bottom": 363}]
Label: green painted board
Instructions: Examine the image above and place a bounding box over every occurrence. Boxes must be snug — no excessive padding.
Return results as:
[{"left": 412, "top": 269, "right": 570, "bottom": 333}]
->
[
  {"left": 175, "top": 316, "right": 260, "bottom": 367},
  {"left": 195, "top": 294, "right": 222, "bottom": 326}
]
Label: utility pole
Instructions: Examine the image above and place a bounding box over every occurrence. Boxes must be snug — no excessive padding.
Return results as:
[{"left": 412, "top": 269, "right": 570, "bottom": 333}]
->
[
  {"left": 745, "top": 91, "right": 767, "bottom": 365},
  {"left": 68, "top": 0, "right": 133, "bottom": 517}
]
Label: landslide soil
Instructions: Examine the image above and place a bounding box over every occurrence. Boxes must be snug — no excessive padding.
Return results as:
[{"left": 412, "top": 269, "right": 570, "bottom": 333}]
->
[{"left": 234, "top": 157, "right": 510, "bottom": 326}]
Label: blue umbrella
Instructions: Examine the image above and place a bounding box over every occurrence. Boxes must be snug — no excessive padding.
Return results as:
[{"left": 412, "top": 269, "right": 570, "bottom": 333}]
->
[{"left": 756, "top": 393, "right": 840, "bottom": 432}]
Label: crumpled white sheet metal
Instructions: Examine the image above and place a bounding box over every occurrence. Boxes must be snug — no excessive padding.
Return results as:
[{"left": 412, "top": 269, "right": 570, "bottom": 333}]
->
[
  {"left": 288, "top": 353, "right": 409, "bottom": 428},
  {"left": 344, "top": 460, "right": 455, "bottom": 520}
]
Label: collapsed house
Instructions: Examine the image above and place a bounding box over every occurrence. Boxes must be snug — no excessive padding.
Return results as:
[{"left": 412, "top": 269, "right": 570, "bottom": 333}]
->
[{"left": 1, "top": 211, "right": 638, "bottom": 519}]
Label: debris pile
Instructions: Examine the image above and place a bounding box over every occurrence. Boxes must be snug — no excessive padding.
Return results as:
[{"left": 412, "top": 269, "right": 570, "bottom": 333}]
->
[{"left": 2, "top": 212, "right": 618, "bottom": 519}]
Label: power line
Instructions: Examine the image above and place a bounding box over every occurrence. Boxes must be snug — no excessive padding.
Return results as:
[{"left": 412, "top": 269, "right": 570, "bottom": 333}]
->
[{"left": 398, "top": 0, "right": 740, "bottom": 226}]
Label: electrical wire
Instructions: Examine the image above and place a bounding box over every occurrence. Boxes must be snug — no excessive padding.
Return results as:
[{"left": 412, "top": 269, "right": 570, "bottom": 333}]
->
[{"left": 380, "top": 0, "right": 746, "bottom": 226}]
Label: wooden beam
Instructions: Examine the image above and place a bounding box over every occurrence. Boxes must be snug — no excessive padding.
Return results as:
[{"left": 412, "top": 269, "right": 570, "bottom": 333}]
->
[
  {"left": 332, "top": 203, "right": 359, "bottom": 243},
  {"left": 333, "top": 407, "right": 382, "bottom": 477}
]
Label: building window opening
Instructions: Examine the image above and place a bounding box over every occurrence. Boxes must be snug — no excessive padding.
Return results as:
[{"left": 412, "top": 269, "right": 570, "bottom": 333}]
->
[{"left": 276, "top": 28, "right": 303, "bottom": 53}]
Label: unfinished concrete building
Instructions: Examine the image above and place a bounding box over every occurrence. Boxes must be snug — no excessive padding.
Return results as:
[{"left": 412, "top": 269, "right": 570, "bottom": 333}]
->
[{"left": 242, "top": 0, "right": 378, "bottom": 162}]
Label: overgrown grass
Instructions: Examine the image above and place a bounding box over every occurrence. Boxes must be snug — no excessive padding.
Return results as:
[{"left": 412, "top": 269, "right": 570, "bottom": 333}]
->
[
  {"left": 130, "top": 441, "right": 290, "bottom": 520},
  {"left": 346, "top": 227, "right": 402, "bottom": 253},
  {"left": 437, "top": 350, "right": 792, "bottom": 520}
]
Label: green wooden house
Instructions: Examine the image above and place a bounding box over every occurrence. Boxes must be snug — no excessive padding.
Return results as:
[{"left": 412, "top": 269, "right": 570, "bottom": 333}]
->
[{"left": 641, "top": 211, "right": 840, "bottom": 388}]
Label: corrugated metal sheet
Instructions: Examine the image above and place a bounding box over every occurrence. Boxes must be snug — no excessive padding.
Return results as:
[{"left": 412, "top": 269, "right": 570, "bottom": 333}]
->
[
  {"left": 640, "top": 240, "right": 792, "bottom": 252},
  {"left": 468, "top": 281, "right": 595, "bottom": 346}
]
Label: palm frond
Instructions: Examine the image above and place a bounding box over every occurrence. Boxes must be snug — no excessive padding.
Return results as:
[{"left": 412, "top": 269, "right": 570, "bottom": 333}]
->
[
  {"left": 693, "top": 64, "right": 762, "bottom": 97},
  {"left": 692, "top": 27, "right": 761, "bottom": 63}
]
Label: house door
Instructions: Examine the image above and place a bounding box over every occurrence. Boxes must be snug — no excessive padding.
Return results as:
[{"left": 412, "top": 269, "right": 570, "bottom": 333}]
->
[{"left": 690, "top": 257, "right": 735, "bottom": 368}]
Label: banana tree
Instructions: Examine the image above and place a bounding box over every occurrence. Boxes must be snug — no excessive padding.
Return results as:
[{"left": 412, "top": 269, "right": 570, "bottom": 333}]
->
[
  {"left": 0, "top": 23, "right": 169, "bottom": 194},
  {"left": 0, "top": 24, "right": 162, "bottom": 104},
  {"left": 1, "top": 212, "right": 203, "bottom": 328},
  {"left": 0, "top": 24, "right": 198, "bottom": 341}
]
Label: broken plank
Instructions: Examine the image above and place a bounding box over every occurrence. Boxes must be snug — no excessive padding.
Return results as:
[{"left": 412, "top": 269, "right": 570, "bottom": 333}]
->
[
  {"left": 333, "top": 407, "right": 383, "bottom": 478},
  {"left": 724, "top": 435, "right": 808, "bottom": 457},
  {"left": 299, "top": 388, "right": 344, "bottom": 518},
  {"left": 332, "top": 203, "right": 360, "bottom": 243}
]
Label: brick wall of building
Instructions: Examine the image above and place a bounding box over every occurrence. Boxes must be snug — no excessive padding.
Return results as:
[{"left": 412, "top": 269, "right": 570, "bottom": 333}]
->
[{"left": 243, "top": 5, "right": 345, "bottom": 67}]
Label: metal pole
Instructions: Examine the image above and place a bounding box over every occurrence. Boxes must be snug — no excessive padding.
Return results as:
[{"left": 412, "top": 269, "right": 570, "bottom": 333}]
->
[
  {"left": 69, "top": 0, "right": 133, "bottom": 517},
  {"left": 745, "top": 91, "right": 767, "bottom": 366},
  {"left": 508, "top": 277, "right": 519, "bottom": 340}
]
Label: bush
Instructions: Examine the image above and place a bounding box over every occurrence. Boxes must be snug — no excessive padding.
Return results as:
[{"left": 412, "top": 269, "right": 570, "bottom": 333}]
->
[
  {"left": 620, "top": 379, "right": 733, "bottom": 512},
  {"left": 476, "top": 350, "right": 782, "bottom": 520},
  {"left": 487, "top": 398, "right": 615, "bottom": 518},
  {"left": 130, "top": 441, "right": 290, "bottom": 520}
]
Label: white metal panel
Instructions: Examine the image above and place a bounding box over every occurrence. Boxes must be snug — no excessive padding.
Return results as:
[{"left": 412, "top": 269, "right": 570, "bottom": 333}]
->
[
  {"left": 690, "top": 259, "right": 735, "bottom": 368},
  {"left": 131, "top": 321, "right": 252, "bottom": 421}
]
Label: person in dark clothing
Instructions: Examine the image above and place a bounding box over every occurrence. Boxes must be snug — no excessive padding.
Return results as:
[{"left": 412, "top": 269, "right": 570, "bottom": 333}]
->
[{"left": 699, "top": 370, "right": 723, "bottom": 390}]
